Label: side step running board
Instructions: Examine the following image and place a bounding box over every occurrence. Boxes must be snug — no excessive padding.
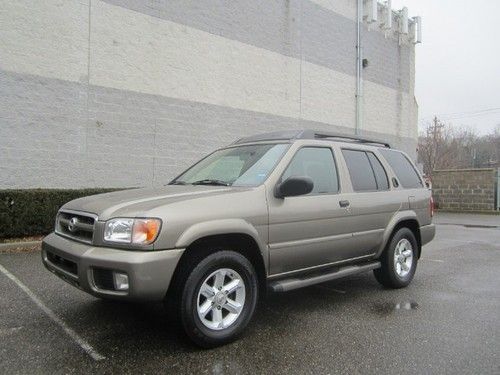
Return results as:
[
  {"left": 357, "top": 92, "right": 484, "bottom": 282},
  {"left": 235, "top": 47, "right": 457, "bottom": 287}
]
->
[{"left": 268, "top": 261, "right": 381, "bottom": 292}]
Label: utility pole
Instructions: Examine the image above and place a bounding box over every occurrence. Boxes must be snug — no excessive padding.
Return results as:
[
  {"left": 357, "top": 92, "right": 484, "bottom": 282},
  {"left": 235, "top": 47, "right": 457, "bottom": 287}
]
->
[
  {"left": 427, "top": 116, "right": 444, "bottom": 173},
  {"left": 427, "top": 116, "right": 444, "bottom": 139}
]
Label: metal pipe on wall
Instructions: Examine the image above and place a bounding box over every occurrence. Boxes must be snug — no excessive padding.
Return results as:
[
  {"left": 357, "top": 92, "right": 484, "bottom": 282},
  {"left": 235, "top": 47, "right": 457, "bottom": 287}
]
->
[{"left": 355, "top": 0, "right": 363, "bottom": 135}]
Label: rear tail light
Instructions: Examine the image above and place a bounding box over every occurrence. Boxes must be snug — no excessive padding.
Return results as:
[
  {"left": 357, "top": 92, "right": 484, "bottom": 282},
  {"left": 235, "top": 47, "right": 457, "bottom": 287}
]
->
[{"left": 430, "top": 196, "right": 434, "bottom": 217}]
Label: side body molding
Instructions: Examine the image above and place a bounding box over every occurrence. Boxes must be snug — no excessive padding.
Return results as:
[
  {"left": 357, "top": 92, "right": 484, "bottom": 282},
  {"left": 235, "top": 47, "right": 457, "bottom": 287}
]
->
[
  {"left": 375, "top": 210, "right": 419, "bottom": 258},
  {"left": 175, "top": 219, "right": 269, "bottom": 271}
]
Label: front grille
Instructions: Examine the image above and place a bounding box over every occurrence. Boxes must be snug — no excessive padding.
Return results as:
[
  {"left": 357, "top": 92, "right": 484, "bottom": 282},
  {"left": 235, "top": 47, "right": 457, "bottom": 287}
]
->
[
  {"left": 46, "top": 251, "right": 78, "bottom": 276},
  {"left": 92, "top": 268, "right": 115, "bottom": 291},
  {"left": 56, "top": 210, "right": 97, "bottom": 244}
]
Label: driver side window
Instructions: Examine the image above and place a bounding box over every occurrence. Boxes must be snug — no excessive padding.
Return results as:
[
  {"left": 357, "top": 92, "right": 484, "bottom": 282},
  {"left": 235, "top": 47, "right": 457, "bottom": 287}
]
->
[{"left": 282, "top": 147, "right": 339, "bottom": 195}]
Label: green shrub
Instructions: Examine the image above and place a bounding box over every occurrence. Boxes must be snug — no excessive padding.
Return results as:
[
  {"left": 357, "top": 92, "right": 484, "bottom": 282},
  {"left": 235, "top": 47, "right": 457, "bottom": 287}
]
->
[{"left": 0, "top": 189, "right": 121, "bottom": 239}]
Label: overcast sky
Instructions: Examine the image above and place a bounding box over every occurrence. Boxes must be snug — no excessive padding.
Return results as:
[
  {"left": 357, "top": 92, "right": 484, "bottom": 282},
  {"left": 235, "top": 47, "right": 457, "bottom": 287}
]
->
[{"left": 391, "top": 0, "right": 500, "bottom": 135}]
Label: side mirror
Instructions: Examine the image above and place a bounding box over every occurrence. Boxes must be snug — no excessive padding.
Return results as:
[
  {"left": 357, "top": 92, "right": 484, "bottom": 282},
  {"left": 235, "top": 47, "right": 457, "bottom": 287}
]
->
[{"left": 275, "top": 176, "right": 314, "bottom": 198}]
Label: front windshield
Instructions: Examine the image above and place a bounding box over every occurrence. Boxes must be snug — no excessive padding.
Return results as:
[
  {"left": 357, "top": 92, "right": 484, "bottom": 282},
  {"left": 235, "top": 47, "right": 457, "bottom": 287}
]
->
[{"left": 171, "top": 143, "right": 289, "bottom": 187}]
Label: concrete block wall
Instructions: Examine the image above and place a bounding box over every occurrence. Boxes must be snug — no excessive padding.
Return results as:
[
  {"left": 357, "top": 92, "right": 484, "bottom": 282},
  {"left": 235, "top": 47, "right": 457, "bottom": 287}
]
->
[
  {"left": 0, "top": 0, "right": 418, "bottom": 188},
  {"left": 432, "top": 169, "right": 497, "bottom": 211}
]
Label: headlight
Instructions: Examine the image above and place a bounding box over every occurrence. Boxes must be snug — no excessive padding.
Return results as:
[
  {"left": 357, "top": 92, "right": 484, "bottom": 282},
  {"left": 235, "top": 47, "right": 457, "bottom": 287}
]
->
[{"left": 104, "top": 218, "right": 161, "bottom": 245}]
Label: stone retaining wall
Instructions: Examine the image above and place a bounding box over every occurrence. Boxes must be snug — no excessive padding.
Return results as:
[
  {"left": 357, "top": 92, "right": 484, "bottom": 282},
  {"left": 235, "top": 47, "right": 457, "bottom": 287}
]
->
[{"left": 432, "top": 168, "right": 497, "bottom": 211}]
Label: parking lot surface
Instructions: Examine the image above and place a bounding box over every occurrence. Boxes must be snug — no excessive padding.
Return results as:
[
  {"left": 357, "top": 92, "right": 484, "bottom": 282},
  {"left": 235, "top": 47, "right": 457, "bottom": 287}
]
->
[{"left": 1, "top": 213, "right": 499, "bottom": 374}]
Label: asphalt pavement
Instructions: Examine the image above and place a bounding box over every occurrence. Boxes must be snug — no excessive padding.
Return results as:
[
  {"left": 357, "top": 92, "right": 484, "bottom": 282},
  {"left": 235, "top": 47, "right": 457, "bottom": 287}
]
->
[{"left": 1, "top": 213, "right": 499, "bottom": 374}]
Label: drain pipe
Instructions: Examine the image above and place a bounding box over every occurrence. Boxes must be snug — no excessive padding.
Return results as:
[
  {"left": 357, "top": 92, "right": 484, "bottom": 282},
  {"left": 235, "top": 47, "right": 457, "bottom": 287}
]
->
[{"left": 355, "top": 0, "right": 363, "bottom": 135}]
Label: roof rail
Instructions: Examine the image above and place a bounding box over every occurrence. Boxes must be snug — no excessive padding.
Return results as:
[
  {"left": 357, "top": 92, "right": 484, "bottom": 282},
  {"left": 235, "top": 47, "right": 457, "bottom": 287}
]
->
[
  {"left": 313, "top": 131, "right": 391, "bottom": 148},
  {"left": 232, "top": 130, "right": 310, "bottom": 145},
  {"left": 232, "top": 129, "right": 391, "bottom": 148}
]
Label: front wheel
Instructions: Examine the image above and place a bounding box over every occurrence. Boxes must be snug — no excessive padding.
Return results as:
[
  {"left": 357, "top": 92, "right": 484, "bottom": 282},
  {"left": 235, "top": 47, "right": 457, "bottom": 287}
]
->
[
  {"left": 374, "top": 227, "right": 418, "bottom": 288},
  {"left": 179, "top": 251, "right": 258, "bottom": 348}
]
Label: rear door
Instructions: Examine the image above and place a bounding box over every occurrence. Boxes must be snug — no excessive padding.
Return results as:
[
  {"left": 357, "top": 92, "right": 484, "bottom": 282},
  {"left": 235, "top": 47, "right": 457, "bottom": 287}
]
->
[{"left": 338, "top": 148, "right": 402, "bottom": 256}]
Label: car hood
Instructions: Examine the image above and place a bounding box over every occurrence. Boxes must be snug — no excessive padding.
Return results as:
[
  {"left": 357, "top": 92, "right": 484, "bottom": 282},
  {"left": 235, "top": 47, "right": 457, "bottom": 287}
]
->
[{"left": 62, "top": 185, "right": 244, "bottom": 220}]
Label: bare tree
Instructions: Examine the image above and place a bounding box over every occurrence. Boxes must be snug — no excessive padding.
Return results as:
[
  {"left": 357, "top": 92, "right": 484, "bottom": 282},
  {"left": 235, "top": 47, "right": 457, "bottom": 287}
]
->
[
  {"left": 418, "top": 117, "right": 450, "bottom": 175},
  {"left": 418, "top": 119, "right": 499, "bottom": 176}
]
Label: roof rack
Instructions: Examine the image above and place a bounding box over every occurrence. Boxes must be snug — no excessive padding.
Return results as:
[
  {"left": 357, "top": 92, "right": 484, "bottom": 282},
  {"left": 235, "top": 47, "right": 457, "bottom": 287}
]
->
[{"left": 233, "top": 129, "right": 391, "bottom": 148}]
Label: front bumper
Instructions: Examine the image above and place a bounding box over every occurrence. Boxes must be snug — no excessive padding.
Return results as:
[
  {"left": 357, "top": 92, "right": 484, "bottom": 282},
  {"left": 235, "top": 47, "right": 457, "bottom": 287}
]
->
[{"left": 41, "top": 232, "right": 185, "bottom": 301}]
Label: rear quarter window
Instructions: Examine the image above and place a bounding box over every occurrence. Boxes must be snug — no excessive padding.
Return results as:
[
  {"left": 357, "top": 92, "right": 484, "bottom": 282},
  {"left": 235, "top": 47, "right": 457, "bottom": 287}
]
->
[{"left": 379, "top": 149, "right": 423, "bottom": 189}]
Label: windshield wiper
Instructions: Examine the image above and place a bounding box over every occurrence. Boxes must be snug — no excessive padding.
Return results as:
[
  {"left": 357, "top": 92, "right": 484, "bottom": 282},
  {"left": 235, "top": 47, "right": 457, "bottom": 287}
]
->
[
  {"left": 169, "top": 180, "right": 188, "bottom": 185},
  {"left": 191, "top": 179, "right": 230, "bottom": 186}
]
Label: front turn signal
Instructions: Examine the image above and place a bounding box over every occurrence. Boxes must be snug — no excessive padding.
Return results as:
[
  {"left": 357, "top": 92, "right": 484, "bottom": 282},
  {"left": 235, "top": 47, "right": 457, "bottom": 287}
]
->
[{"left": 132, "top": 219, "right": 162, "bottom": 245}]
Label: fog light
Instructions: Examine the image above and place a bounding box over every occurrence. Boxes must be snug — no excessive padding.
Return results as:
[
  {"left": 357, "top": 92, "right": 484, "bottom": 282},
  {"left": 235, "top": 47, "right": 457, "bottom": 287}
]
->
[{"left": 113, "top": 272, "right": 129, "bottom": 291}]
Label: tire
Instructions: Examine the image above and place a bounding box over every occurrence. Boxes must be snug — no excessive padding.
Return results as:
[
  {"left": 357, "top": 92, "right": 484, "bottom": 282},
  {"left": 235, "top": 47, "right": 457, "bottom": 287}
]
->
[
  {"left": 174, "top": 250, "right": 258, "bottom": 348},
  {"left": 374, "top": 227, "right": 418, "bottom": 289}
]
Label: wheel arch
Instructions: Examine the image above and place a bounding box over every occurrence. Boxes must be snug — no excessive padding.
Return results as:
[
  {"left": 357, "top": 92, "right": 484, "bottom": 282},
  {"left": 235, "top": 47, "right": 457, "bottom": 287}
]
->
[
  {"left": 377, "top": 212, "right": 422, "bottom": 259},
  {"left": 168, "top": 230, "right": 268, "bottom": 299}
]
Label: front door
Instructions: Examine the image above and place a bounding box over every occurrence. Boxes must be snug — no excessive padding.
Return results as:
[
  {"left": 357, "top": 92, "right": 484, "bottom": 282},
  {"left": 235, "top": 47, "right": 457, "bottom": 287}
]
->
[{"left": 267, "top": 146, "right": 353, "bottom": 276}]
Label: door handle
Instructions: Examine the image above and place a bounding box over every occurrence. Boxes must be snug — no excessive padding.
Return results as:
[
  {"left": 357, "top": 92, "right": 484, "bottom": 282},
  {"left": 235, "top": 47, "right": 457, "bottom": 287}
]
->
[{"left": 339, "top": 200, "right": 350, "bottom": 208}]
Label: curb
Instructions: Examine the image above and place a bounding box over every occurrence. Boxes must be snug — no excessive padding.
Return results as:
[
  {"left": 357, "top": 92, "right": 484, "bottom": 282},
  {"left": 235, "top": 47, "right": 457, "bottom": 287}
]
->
[
  {"left": 436, "top": 210, "right": 500, "bottom": 216},
  {"left": 436, "top": 223, "right": 499, "bottom": 229},
  {"left": 0, "top": 241, "right": 41, "bottom": 251}
]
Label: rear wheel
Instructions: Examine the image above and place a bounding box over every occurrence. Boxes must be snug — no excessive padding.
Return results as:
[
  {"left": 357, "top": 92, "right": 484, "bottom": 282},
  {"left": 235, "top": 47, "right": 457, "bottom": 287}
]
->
[
  {"left": 374, "top": 227, "right": 418, "bottom": 288},
  {"left": 174, "top": 250, "right": 258, "bottom": 348}
]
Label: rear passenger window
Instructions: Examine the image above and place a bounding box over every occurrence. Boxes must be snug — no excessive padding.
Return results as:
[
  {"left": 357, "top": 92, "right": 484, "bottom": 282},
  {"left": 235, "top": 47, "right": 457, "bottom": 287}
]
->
[
  {"left": 282, "top": 147, "right": 339, "bottom": 194},
  {"left": 379, "top": 149, "right": 423, "bottom": 189},
  {"left": 342, "top": 150, "right": 389, "bottom": 192},
  {"left": 342, "top": 150, "right": 377, "bottom": 191}
]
